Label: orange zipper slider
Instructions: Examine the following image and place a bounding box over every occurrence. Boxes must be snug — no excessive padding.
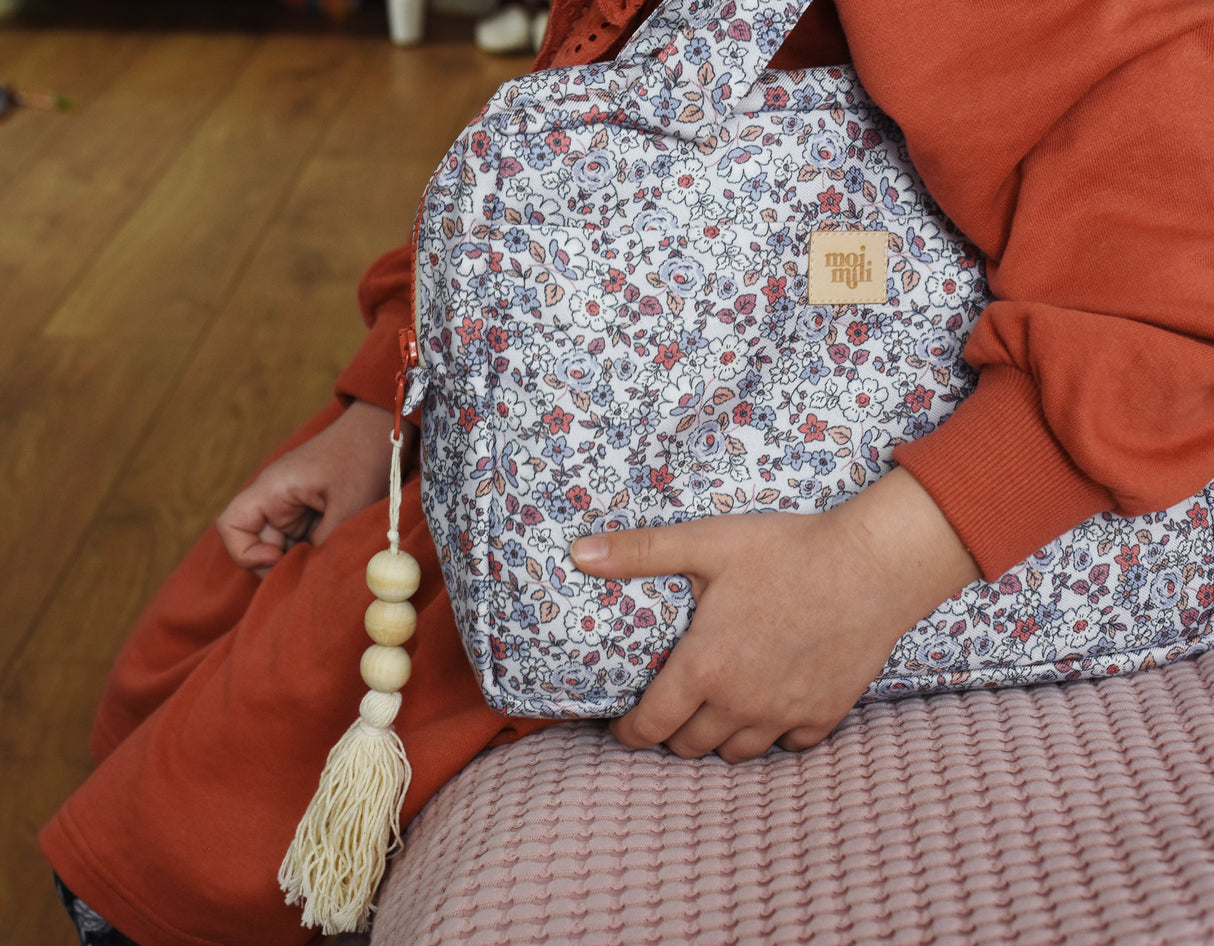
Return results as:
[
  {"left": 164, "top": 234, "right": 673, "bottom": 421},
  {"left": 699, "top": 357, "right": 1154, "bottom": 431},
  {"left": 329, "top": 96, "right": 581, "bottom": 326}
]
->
[
  {"left": 394, "top": 327, "right": 419, "bottom": 439},
  {"left": 400, "top": 325, "right": 420, "bottom": 370}
]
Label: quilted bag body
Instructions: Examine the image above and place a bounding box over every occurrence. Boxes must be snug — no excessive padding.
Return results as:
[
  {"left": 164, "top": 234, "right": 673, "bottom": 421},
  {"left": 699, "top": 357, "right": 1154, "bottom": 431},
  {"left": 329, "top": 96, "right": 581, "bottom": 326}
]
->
[{"left": 407, "top": 0, "right": 1214, "bottom": 717}]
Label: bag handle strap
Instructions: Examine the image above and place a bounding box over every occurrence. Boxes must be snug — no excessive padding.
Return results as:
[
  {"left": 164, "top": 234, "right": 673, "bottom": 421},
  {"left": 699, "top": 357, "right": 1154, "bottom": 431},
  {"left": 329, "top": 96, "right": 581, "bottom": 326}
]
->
[{"left": 615, "top": 0, "right": 816, "bottom": 133}]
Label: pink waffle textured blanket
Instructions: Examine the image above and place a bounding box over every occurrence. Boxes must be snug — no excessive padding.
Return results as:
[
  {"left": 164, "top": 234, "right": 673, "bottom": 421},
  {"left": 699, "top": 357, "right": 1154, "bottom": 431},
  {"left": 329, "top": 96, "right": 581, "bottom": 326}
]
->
[{"left": 370, "top": 650, "right": 1214, "bottom": 945}]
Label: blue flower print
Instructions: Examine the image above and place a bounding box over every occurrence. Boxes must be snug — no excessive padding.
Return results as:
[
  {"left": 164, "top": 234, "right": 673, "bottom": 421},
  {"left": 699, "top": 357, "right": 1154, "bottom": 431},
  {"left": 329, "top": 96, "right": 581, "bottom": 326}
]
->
[
  {"left": 756, "top": 24, "right": 784, "bottom": 56},
  {"left": 741, "top": 171, "right": 772, "bottom": 200},
  {"left": 750, "top": 403, "right": 777, "bottom": 429},
  {"left": 503, "top": 228, "right": 530, "bottom": 252},
  {"left": 483, "top": 193, "right": 505, "bottom": 221},
  {"left": 903, "top": 413, "right": 937, "bottom": 439},
  {"left": 543, "top": 436, "right": 575, "bottom": 465},
  {"left": 659, "top": 257, "right": 707, "bottom": 297},
  {"left": 554, "top": 351, "right": 601, "bottom": 389},
  {"left": 652, "top": 154, "right": 675, "bottom": 176},
  {"left": 577, "top": 62, "right": 611, "bottom": 87},
  {"left": 915, "top": 327, "right": 959, "bottom": 366},
  {"left": 572, "top": 151, "right": 615, "bottom": 189},
  {"left": 766, "top": 226, "right": 793, "bottom": 252},
  {"left": 606, "top": 426, "right": 631, "bottom": 449},
  {"left": 807, "top": 449, "right": 836, "bottom": 476},
  {"left": 800, "top": 358, "right": 831, "bottom": 385},
  {"left": 691, "top": 423, "right": 728, "bottom": 461},
  {"left": 522, "top": 136, "right": 556, "bottom": 168},
  {"left": 684, "top": 35, "right": 712, "bottom": 64},
  {"left": 502, "top": 539, "right": 528, "bottom": 567},
  {"left": 512, "top": 285, "right": 541, "bottom": 315},
  {"left": 879, "top": 176, "right": 908, "bottom": 216},
  {"left": 806, "top": 130, "right": 847, "bottom": 169},
  {"left": 657, "top": 573, "right": 694, "bottom": 606},
  {"left": 652, "top": 85, "right": 679, "bottom": 124},
  {"left": 782, "top": 443, "right": 810, "bottom": 470},
  {"left": 1150, "top": 569, "right": 1183, "bottom": 609},
  {"left": 710, "top": 72, "right": 735, "bottom": 111},
  {"left": 544, "top": 491, "right": 578, "bottom": 523}
]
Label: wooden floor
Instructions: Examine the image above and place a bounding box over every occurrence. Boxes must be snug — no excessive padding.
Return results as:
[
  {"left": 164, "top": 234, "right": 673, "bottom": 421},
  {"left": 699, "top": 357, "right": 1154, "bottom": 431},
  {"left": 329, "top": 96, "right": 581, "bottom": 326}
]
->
[{"left": 0, "top": 3, "right": 530, "bottom": 941}]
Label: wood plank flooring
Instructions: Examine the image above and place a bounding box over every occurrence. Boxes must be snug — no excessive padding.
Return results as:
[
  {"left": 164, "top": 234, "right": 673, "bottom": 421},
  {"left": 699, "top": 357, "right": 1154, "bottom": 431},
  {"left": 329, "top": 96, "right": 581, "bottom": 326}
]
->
[{"left": 0, "top": 4, "right": 530, "bottom": 940}]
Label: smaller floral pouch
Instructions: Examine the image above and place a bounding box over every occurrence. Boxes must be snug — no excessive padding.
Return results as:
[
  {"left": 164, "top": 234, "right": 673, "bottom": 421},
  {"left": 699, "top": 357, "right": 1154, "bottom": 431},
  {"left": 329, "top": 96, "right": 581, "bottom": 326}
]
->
[{"left": 405, "top": 0, "right": 1214, "bottom": 717}]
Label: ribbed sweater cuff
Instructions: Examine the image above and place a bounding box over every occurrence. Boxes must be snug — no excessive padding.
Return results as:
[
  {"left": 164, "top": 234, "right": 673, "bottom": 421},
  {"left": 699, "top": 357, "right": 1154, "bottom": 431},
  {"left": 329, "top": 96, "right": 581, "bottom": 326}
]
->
[{"left": 893, "top": 365, "right": 1111, "bottom": 581}]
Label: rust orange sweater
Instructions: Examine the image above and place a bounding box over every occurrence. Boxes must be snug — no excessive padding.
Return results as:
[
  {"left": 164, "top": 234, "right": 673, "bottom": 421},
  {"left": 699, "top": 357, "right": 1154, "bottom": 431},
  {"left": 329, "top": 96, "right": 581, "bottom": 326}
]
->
[{"left": 342, "top": 0, "right": 1214, "bottom": 580}]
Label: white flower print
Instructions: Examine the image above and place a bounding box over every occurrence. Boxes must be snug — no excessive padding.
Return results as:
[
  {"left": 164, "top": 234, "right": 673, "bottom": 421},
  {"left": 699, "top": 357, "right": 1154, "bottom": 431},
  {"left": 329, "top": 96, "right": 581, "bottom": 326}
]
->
[
  {"left": 1056, "top": 603, "right": 1109, "bottom": 653},
  {"left": 925, "top": 262, "right": 969, "bottom": 309},
  {"left": 691, "top": 222, "right": 738, "bottom": 255},
  {"left": 563, "top": 601, "right": 616, "bottom": 646},
  {"left": 568, "top": 284, "right": 614, "bottom": 331},
  {"left": 587, "top": 464, "right": 620, "bottom": 492},
  {"left": 489, "top": 387, "right": 525, "bottom": 430},
  {"left": 698, "top": 333, "right": 749, "bottom": 380}
]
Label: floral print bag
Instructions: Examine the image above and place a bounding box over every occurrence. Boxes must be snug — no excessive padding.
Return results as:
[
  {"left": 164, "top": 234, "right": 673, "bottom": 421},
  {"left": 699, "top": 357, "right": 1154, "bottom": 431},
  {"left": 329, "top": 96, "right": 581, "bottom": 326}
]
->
[{"left": 404, "top": 0, "right": 1214, "bottom": 717}]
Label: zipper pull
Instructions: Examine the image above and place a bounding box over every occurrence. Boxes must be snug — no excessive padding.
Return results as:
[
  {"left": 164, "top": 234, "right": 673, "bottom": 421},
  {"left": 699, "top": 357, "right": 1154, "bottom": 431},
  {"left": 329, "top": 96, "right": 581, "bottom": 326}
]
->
[
  {"left": 394, "top": 327, "right": 419, "bottom": 439},
  {"left": 399, "top": 325, "right": 420, "bottom": 371}
]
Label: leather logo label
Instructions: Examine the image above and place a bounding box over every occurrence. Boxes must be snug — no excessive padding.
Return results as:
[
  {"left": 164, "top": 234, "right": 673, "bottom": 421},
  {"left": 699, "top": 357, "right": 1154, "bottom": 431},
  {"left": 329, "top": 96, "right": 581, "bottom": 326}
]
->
[{"left": 807, "top": 230, "right": 889, "bottom": 305}]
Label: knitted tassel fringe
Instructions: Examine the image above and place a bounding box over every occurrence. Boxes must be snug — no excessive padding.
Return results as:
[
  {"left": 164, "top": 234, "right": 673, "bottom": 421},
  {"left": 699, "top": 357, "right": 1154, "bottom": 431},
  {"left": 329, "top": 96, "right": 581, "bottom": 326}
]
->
[{"left": 279, "top": 690, "right": 412, "bottom": 934}]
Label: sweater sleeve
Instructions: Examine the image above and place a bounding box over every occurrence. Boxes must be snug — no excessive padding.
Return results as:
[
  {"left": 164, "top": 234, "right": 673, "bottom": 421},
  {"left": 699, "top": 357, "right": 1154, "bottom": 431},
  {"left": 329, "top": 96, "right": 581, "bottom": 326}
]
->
[
  {"left": 839, "top": 0, "right": 1214, "bottom": 578},
  {"left": 334, "top": 242, "right": 417, "bottom": 412}
]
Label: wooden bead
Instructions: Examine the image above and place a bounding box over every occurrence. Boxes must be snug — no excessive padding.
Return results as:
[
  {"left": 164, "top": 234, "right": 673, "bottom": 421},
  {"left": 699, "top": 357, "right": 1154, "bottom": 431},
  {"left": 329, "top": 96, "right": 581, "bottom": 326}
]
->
[
  {"left": 366, "top": 549, "right": 420, "bottom": 602},
  {"left": 360, "top": 644, "right": 413, "bottom": 693},
  {"left": 364, "top": 599, "right": 417, "bottom": 647}
]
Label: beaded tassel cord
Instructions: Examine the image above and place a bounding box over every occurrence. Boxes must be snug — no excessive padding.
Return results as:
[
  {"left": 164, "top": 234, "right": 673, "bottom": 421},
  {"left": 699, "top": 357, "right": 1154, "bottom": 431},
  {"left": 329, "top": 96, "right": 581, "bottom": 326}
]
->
[{"left": 279, "top": 359, "right": 419, "bottom": 934}]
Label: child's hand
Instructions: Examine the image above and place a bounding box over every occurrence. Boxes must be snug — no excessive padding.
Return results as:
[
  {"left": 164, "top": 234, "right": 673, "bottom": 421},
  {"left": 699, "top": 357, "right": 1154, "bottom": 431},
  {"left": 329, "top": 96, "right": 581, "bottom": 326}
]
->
[
  {"left": 216, "top": 401, "right": 414, "bottom": 576},
  {"left": 571, "top": 467, "right": 979, "bottom": 763}
]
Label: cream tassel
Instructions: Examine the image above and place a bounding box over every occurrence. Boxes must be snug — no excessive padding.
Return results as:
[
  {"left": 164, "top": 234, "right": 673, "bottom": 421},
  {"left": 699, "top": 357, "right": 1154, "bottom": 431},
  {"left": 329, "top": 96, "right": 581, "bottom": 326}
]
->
[{"left": 279, "top": 427, "right": 419, "bottom": 934}]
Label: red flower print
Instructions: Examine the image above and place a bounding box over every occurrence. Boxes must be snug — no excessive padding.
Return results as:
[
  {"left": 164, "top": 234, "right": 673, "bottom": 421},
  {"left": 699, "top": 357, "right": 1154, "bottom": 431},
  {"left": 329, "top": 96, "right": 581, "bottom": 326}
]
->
[
  {"left": 602, "top": 268, "right": 627, "bottom": 293},
  {"left": 762, "top": 276, "right": 787, "bottom": 303},
  {"left": 764, "top": 87, "right": 790, "bottom": 108},
  {"left": 846, "top": 321, "right": 869, "bottom": 345},
  {"left": 458, "top": 405, "right": 483, "bottom": 432},
  {"left": 817, "top": 186, "right": 842, "bottom": 213},
  {"left": 542, "top": 406, "right": 574, "bottom": 434},
  {"left": 654, "top": 342, "right": 684, "bottom": 368},
  {"left": 487, "top": 326, "right": 509, "bottom": 352},
  {"left": 599, "top": 580, "right": 623, "bottom": 607},
  {"left": 1187, "top": 504, "right": 1210, "bottom": 529},
  {"left": 904, "top": 384, "right": 934, "bottom": 412},
  {"left": 1010, "top": 617, "right": 1039, "bottom": 643},
  {"left": 546, "top": 130, "right": 571, "bottom": 153},
  {"left": 455, "top": 316, "right": 484, "bottom": 345},
  {"left": 649, "top": 464, "right": 674, "bottom": 491},
  {"left": 1115, "top": 544, "right": 1140, "bottom": 573},
  {"left": 567, "top": 486, "right": 592, "bottom": 511},
  {"left": 732, "top": 401, "right": 754, "bottom": 425},
  {"left": 799, "top": 413, "right": 827, "bottom": 442}
]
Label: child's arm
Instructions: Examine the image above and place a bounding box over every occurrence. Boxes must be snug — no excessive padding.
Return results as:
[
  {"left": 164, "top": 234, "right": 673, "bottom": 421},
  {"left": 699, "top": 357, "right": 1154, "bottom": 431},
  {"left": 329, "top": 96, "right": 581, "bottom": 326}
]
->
[
  {"left": 216, "top": 400, "right": 416, "bottom": 575},
  {"left": 572, "top": 466, "right": 978, "bottom": 762}
]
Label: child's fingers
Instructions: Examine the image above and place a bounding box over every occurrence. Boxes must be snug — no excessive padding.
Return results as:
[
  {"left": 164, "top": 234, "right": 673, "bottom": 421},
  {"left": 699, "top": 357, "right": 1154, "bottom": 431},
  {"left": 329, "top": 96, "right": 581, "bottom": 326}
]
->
[
  {"left": 609, "top": 646, "right": 706, "bottom": 750},
  {"left": 570, "top": 518, "right": 717, "bottom": 583}
]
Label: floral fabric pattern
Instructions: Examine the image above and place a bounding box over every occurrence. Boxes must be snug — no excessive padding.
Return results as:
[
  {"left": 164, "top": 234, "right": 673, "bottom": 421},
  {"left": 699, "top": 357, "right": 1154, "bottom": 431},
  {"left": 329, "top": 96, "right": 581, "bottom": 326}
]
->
[{"left": 409, "top": 0, "right": 1214, "bottom": 717}]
